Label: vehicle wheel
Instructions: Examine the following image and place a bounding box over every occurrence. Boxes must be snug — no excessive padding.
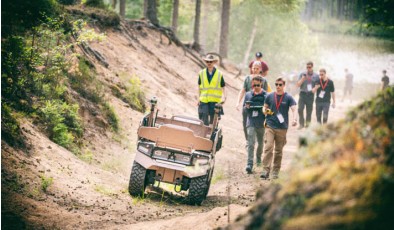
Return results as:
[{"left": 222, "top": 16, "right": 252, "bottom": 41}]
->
[
  {"left": 204, "top": 167, "right": 215, "bottom": 198},
  {"left": 188, "top": 175, "right": 208, "bottom": 205},
  {"left": 128, "top": 162, "right": 147, "bottom": 197}
]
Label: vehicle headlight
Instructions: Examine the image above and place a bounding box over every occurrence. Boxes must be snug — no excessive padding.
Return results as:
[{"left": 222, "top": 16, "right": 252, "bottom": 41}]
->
[
  {"left": 137, "top": 142, "right": 154, "bottom": 155},
  {"left": 192, "top": 152, "right": 210, "bottom": 166},
  {"left": 152, "top": 149, "right": 192, "bottom": 165}
]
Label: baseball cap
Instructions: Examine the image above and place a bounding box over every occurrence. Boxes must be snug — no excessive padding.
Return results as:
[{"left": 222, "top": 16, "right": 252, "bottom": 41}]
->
[{"left": 255, "top": 52, "right": 263, "bottom": 58}]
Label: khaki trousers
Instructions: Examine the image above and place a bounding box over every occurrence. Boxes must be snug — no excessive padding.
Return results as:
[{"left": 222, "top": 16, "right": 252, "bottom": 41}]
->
[{"left": 262, "top": 127, "right": 287, "bottom": 174}]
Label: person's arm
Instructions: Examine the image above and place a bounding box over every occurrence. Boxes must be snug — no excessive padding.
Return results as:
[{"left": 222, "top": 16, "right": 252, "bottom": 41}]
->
[
  {"left": 221, "top": 86, "right": 227, "bottom": 104},
  {"left": 290, "top": 105, "right": 297, "bottom": 126},
  {"left": 236, "top": 88, "right": 246, "bottom": 110},
  {"left": 296, "top": 74, "right": 306, "bottom": 87},
  {"left": 312, "top": 84, "right": 320, "bottom": 93},
  {"left": 331, "top": 92, "right": 336, "bottom": 108}
]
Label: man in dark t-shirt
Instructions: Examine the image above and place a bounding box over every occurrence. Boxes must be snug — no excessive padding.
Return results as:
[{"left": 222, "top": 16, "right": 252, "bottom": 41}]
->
[
  {"left": 260, "top": 77, "right": 297, "bottom": 180},
  {"left": 236, "top": 61, "right": 268, "bottom": 143},
  {"left": 312, "top": 68, "right": 336, "bottom": 124},
  {"left": 243, "top": 76, "right": 267, "bottom": 174}
]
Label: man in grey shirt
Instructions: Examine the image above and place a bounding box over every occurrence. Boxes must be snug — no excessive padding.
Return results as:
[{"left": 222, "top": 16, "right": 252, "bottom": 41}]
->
[{"left": 296, "top": 61, "right": 319, "bottom": 129}]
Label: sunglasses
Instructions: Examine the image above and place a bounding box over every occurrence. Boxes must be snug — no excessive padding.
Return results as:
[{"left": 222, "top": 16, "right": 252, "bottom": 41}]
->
[
  {"left": 206, "top": 61, "right": 214, "bottom": 64},
  {"left": 275, "top": 83, "right": 283, "bottom": 86},
  {"left": 253, "top": 84, "right": 261, "bottom": 87}
]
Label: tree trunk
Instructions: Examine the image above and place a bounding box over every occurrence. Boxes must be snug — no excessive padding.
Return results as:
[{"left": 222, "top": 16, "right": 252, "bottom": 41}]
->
[
  {"left": 143, "top": 0, "right": 148, "bottom": 19},
  {"left": 112, "top": 0, "right": 117, "bottom": 10},
  {"left": 147, "top": 0, "right": 159, "bottom": 26},
  {"left": 201, "top": 0, "right": 209, "bottom": 52},
  {"left": 219, "top": 0, "right": 230, "bottom": 58},
  {"left": 193, "top": 0, "right": 202, "bottom": 49},
  {"left": 241, "top": 17, "right": 257, "bottom": 69},
  {"left": 171, "top": 0, "right": 179, "bottom": 34},
  {"left": 119, "top": 0, "right": 126, "bottom": 18}
]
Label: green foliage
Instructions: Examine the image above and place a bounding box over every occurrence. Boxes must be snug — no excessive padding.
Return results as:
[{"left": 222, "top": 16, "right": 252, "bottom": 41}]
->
[
  {"left": 69, "top": 57, "right": 104, "bottom": 103},
  {"left": 67, "top": 5, "right": 120, "bottom": 27},
  {"left": 124, "top": 76, "right": 146, "bottom": 112},
  {"left": 102, "top": 103, "right": 119, "bottom": 132},
  {"left": 84, "top": 0, "right": 106, "bottom": 9},
  {"left": 40, "top": 100, "right": 83, "bottom": 149},
  {"left": 58, "top": 0, "right": 79, "bottom": 5},
  {"left": 2, "top": 0, "right": 59, "bottom": 37},
  {"left": 40, "top": 175, "right": 54, "bottom": 192}
]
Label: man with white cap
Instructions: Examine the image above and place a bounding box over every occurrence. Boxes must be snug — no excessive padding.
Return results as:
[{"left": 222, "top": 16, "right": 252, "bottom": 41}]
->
[{"left": 198, "top": 54, "right": 227, "bottom": 125}]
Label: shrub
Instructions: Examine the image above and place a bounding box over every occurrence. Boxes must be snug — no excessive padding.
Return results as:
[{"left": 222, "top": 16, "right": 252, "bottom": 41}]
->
[
  {"left": 102, "top": 102, "right": 119, "bottom": 132},
  {"left": 1, "top": 103, "right": 25, "bottom": 148},
  {"left": 40, "top": 100, "right": 82, "bottom": 149}
]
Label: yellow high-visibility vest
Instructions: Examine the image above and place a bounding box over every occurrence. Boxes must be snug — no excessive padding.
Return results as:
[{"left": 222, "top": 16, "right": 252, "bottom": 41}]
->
[{"left": 199, "top": 68, "right": 223, "bottom": 103}]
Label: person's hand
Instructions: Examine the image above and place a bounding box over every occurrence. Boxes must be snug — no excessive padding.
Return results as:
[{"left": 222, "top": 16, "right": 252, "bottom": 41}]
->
[
  {"left": 332, "top": 103, "right": 336, "bottom": 109},
  {"left": 236, "top": 103, "right": 240, "bottom": 111},
  {"left": 292, "top": 120, "right": 297, "bottom": 126},
  {"left": 221, "top": 97, "right": 226, "bottom": 104},
  {"left": 245, "top": 104, "right": 250, "bottom": 109}
]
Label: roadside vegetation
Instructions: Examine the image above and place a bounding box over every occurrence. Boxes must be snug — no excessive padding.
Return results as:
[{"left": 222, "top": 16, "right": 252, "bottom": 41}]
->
[{"left": 1, "top": 0, "right": 144, "bottom": 153}]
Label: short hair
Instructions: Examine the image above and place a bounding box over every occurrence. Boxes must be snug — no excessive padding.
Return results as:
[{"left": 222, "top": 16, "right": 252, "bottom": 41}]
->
[
  {"left": 252, "top": 76, "right": 263, "bottom": 82},
  {"left": 276, "top": 77, "right": 286, "bottom": 85},
  {"left": 252, "top": 61, "right": 261, "bottom": 67},
  {"left": 383, "top": 70, "right": 387, "bottom": 73},
  {"left": 306, "top": 61, "right": 313, "bottom": 66},
  {"left": 319, "top": 68, "right": 326, "bottom": 73}
]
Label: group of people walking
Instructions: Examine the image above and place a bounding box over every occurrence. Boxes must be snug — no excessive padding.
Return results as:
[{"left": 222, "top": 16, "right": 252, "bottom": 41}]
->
[{"left": 197, "top": 51, "right": 389, "bottom": 180}]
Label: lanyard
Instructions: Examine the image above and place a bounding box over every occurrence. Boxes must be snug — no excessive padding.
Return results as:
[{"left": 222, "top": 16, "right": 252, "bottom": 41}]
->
[
  {"left": 274, "top": 93, "right": 284, "bottom": 112},
  {"left": 306, "top": 73, "right": 313, "bottom": 83},
  {"left": 320, "top": 78, "right": 329, "bottom": 90}
]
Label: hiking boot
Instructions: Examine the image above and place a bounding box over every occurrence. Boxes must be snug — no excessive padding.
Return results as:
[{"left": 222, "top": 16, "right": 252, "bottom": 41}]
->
[
  {"left": 271, "top": 173, "right": 279, "bottom": 180},
  {"left": 245, "top": 166, "right": 252, "bottom": 174},
  {"left": 260, "top": 171, "right": 269, "bottom": 179}
]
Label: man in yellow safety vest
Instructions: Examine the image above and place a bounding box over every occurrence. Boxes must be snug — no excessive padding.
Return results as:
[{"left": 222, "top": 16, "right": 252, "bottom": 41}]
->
[{"left": 198, "top": 54, "right": 227, "bottom": 125}]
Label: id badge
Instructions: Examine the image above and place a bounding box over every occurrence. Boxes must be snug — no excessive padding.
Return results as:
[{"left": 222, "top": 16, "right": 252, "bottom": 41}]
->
[
  {"left": 252, "top": 111, "right": 258, "bottom": 117},
  {"left": 319, "top": 90, "right": 325, "bottom": 98},
  {"left": 277, "top": 113, "right": 285, "bottom": 123},
  {"left": 307, "top": 84, "right": 312, "bottom": 91}
]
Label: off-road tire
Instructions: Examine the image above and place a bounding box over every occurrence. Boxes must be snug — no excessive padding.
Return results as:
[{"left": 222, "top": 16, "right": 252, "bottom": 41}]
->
[
  {"left": 188, "top": 175, "right": 208, "bottom": 205},
  {"left": 128, "top": 162, "right": 147, "bottom": 197},
  {"left": 204, "top": 167, "right": 214, "bottom": 198}
]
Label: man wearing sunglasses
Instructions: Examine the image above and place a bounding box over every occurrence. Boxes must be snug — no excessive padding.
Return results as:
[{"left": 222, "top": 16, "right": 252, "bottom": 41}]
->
[
  {"left": 296, "top": 61, "right": 319, "bottom": 129},
  {"left": 260, "top": 77, "right": 297, "bottom": 180},
  {"left": 198, "top": 54, "right": 227, "bottom": 125},
  {"left": 312, "top": 69, "right": 336, "bottom": 124},
  {"left": 236, "top": 61, "right": 268, "bottom": 145},
  {"left": 243, "top": 76, "right": 267, "bottom": 174}
]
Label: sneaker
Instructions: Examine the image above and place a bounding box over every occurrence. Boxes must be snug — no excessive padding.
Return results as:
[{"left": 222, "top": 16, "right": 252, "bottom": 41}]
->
[
  {"left": 271, "top": 173, "right": 279, "bottom": 180},
  {"left": 260, "top": 171, "right": 269, "bottom": 179},
  {"left": 245, "top": 166, "right": 252, "bottom": 174}
]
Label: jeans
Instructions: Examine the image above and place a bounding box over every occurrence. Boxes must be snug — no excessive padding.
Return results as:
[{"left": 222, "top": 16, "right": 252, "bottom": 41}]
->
[
  {"left": 246, "top": 126, "right": 265, "bottom": 168},
  {"left": 262, "top": 127, "right": 287, "bottom": 175},
  {"left": 316, "top": 102, "right": 330, "bottom": 124},
  {"left": 298, "top": 92, "right": 314, "bottom": 127},
  {"left": 242, "top": 108, "right": 248, "bottom": 141}
]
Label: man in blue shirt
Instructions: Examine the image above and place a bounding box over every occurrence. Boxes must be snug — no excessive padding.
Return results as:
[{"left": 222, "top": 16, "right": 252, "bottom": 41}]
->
[
  {"left": 244, "top": 76, "right": 267, "bottom": 174},
  {"left": 261, "top": 77, "right": 297, "bottom": 179}
]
